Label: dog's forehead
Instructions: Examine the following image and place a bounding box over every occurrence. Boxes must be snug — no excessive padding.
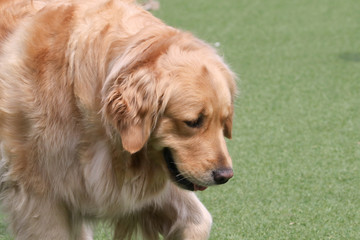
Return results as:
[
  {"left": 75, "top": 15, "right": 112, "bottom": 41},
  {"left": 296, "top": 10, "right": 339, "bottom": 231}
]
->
[
  {"left": 166, "top": 63, "right": 232, "bottom": 119},
  {"left": 158, "top": 43, "right": 235, "bottom": 119}
]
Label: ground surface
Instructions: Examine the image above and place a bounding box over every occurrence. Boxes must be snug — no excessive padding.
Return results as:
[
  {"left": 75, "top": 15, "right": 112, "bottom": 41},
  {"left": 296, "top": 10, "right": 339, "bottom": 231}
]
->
[{"left": 1, "top": 0, "right": 360, "bottom": 239}]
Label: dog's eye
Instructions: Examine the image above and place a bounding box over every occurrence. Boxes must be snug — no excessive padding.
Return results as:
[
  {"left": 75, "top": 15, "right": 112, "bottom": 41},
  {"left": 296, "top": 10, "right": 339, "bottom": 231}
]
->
[{"left": 184, "top": 115, "right": 204, "bottom": 128}]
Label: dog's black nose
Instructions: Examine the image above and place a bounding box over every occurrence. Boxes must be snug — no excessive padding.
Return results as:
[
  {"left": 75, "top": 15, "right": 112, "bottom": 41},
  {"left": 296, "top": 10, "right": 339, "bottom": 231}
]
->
[{"left": 213, "top": 168, "right": 233, "bottom": 185}]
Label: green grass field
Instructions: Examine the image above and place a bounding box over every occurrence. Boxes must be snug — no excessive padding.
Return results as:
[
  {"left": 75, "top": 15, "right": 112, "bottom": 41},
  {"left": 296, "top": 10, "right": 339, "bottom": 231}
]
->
[{"left": 1, "top": 0, "right": 360, "bottom": 239}]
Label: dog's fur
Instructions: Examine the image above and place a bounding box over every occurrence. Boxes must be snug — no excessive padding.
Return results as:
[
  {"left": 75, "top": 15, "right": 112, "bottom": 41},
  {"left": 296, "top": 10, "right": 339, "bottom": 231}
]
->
[{"left": 0, "top": 0, "right": 236, "bottom": 239}]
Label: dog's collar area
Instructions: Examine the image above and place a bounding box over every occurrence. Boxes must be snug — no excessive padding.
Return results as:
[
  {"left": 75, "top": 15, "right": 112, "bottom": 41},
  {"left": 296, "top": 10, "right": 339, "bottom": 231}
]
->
[{"left": 163, "top": 147, "right": 207, "bottom": 191}]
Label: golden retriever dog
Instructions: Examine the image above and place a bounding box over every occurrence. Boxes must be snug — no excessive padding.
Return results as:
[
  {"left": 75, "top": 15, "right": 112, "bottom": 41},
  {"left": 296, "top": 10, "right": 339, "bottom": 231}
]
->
[{"left": 0, "top": 0, "right": 236, "bottom": 239}]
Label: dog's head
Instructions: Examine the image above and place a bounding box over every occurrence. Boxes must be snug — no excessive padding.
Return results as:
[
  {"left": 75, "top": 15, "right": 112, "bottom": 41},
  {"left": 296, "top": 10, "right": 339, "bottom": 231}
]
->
[{"left": 103, "top": 27, "right": 236, "bottom": 191}]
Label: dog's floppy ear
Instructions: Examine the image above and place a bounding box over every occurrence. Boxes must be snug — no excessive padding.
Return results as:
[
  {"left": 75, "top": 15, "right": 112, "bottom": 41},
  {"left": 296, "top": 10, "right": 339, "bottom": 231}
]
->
[
  {"left": 104, "top": 73, "right": 158, "bottom": 153},
  {"left": 224, "top": 115, "right": 233, "bottom": 139},
  {"left": 225, "top": 72, "right": 237, "bottom": 140},
  {"left": 102, "top": 27, "right": 176, "bottom": 153},
  {"left": 224, "top": 105, "right": 234, "bottom": 139}
]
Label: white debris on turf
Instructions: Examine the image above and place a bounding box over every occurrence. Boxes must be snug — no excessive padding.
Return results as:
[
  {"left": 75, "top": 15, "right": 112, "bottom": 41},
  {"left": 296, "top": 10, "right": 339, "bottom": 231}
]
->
[{"left": 141, "top": 0, "right": 160, "bottom": 11}]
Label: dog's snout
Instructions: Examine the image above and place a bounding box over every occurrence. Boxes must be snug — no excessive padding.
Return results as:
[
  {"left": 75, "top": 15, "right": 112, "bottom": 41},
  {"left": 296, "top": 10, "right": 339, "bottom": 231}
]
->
[{"left": 212, "top": 168, "right": 233, "bottom": 185}]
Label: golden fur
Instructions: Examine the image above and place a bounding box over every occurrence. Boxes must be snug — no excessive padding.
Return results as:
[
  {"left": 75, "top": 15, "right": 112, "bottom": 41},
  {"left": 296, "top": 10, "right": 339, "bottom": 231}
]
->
[{"left": 0, "top": 0, "right": 236, "bottom": 239}]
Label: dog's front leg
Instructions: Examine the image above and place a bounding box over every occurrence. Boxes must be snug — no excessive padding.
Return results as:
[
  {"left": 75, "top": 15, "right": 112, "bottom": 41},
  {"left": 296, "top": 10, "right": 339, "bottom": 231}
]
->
[
  {"left": 161, "top": 184, "right": 212, "bottom": 240},
  {"left": 144, "top": 184, "right": 212, "bottom": 240},
  {"left": 1, "top": 189, "right": 79, "bottom": 240},
  {"left": 114, "top": 183, "right": 212, "bottom": 240}
]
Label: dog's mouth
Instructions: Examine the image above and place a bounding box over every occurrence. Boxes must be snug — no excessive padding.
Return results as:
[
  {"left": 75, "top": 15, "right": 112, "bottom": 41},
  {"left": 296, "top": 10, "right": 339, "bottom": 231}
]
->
[{"left": 163, "top": 148, "right": 207, "bottom": 191}]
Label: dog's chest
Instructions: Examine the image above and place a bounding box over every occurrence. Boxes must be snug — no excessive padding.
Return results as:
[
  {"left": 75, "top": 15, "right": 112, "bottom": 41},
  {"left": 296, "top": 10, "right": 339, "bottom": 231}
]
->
[{"left": 79, "top": 142, "right": 168, "bottom": 217}]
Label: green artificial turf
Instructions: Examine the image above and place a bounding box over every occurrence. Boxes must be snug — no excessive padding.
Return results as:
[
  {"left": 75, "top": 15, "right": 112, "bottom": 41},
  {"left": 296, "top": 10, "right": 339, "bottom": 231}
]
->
[{"left": 1, "top": 0, "right": 360, "bottom": 239}]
